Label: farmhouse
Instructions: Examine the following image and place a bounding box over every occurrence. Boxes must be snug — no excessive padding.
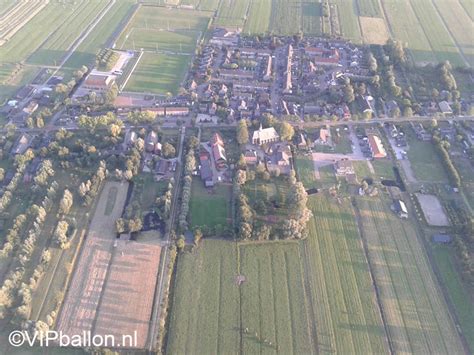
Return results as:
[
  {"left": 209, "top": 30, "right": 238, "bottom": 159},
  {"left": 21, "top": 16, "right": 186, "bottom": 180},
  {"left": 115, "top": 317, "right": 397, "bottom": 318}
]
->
[
  {"left": 210, "top": 133, "right": 227, "bottom": 170},
  {"left": 367, "top": 134, "right": 387, "bottom": 158},
  {"left": 266, "top": 143, "right": 292, "bottom": 174},
  {"left": 252, "top": 125, "right": 280, "bottom": 145},
  {"left": 392, "top": 199, "right": 408, "bottom": 219}
]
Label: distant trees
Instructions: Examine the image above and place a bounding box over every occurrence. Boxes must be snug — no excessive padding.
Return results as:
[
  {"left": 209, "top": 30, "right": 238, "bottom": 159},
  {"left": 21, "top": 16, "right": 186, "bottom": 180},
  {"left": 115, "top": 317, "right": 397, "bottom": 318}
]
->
[
  {"left": 162, "top": 142, "right": 176, "bottom": 158},
  {"left": 55, "top": 220, "right": 70, "bottom": 249},
  {"left": 279, "top": 121, "right": 295, "bottom": 141},
  {"left": 59, "top": 189, "right": 73, "bottom": 215},
  {"left": 433, "top": 138, "right": 461, "bottom": 187}
]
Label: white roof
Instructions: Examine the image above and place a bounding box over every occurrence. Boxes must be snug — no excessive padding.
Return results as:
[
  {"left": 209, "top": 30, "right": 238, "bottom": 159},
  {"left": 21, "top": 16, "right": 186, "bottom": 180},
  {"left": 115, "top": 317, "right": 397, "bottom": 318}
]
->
[{"left": 252, "top": 126, "right": 279, "bottom": 142}]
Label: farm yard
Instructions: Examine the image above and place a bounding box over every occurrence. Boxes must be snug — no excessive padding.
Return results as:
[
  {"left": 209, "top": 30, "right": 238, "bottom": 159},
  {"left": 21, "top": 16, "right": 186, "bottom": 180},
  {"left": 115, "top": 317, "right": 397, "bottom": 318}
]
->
[
  {"left": 94, "top": 238, "right": 162, "bottom": 349},
  {"left": 56, "top": 181, "right": 129, "bottom": 338},
  {"left": 302, "top": 194, "right": 389, "bottom": 354},
  {"left": 356, "top": 195, "right": 465, "bottom": 354}
]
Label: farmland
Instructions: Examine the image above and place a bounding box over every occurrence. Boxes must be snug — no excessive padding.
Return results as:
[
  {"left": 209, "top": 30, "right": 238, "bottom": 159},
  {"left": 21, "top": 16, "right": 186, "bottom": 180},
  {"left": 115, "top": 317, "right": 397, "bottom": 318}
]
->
[
  {"left": 124, "top": 52, "right": 189, "bottom": 94},
  {"left": 302, "top": 194, "right": 389, "bottom": 354},
  {"left": 406, "top": 136, "right": 448, "bottom": 183},
  {"left": 356, "top": 195, "right": 465, "bottom": 354}
]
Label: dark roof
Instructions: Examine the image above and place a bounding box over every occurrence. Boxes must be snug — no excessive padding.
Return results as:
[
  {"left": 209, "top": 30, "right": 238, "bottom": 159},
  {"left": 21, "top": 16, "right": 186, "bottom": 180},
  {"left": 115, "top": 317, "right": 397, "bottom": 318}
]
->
[
  {"left": 200, "top": 159, "right": 213, "bottom": 181},
  {"left": 432, "top": 234, "right": 452, "bottom": 243}
]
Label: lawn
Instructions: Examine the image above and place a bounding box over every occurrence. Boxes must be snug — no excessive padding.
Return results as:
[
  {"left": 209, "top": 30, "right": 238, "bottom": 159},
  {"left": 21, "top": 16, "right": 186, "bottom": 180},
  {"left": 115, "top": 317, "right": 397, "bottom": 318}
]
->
[
  {"left": 124, "top": 52, "right": 189, "bottom": 95},
  {"left": 166, "top": 240, "right": 240, "bottom": 355},
  {"left": 190, "top": 179, "right": 231, "bottom": 229},
  {"left": 431, "top": 245, "right": 474, "bottom": 351},
  {"left": 357, "top": 195, "right": 465, "bottom": 354},
  {"left": 302, "top": 194, "right": 389, "bottom": 354},
  {"left": 371, "top": 159, "right": 395, "bottom": 180},
  {"left": 294, "top": 154, "right": 316, "bottom": 188}
]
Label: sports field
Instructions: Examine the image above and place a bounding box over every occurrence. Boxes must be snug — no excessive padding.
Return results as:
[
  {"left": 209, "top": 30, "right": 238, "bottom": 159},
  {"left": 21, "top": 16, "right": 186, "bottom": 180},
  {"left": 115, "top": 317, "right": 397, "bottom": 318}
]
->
[
  {"left": 302, "top": 194, "right": 389, "bottom": 354},
  {"left": 124, "top": 52, "right": 189, "bottom": 94},
  {"left": 116, "top": 6, "right": 209, "bottom": 52},
  {"left": 357, "top": 195, "right": 465, "bottom": 354}
]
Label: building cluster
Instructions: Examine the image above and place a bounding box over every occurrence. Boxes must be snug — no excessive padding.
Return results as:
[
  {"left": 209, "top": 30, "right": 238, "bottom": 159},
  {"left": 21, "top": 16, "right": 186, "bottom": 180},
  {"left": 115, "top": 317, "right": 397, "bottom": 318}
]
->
[{"left": 199, "top": 132, "right": 229, "bottom": 187}]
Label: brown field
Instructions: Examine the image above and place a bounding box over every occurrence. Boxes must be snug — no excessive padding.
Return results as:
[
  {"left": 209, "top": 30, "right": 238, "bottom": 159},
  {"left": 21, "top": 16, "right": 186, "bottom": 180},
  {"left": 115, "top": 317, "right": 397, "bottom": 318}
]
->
[
  {"left": 359, "top": 17, "right": 390, "bottom": 45},
  {"left": 94, "top": 239, "right": 162, "bottom": 349},
  {"left": 56, "top": 181, "right": 129, "bottom": 337}
]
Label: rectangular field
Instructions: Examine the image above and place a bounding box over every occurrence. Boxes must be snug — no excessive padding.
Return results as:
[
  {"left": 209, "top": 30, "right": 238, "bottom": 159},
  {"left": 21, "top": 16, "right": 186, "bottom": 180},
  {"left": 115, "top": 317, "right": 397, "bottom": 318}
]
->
[
  {"left": 116, "top": 6, "right": 210, "bottom": 52},
  {"left": 166, "top": 240, "right": 240, "bottom": 354},
  {"left": 302, "top": 194, "right": 389, "bottom": 354},
  {"left": 124, "top": 52, "right": 189, "bottom": 94},
  {"left": 190, "top": 179, "right": 231, "bottom": 229},
  {"left": 94, "top": 239, "right": 162, "bottom": 349},
  {"left": 357, "top": 195, "right": 465, "bottom": 354},
  {"left": 56, "top": 181, "right": 129, "bottom": 337}
]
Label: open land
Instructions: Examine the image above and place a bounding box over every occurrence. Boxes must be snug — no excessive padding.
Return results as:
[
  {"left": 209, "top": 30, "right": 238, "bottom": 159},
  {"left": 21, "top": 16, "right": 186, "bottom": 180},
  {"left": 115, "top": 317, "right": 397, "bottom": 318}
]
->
[
  {"left": 356, "top": 195, "right": 464, "bottom": 354},
  {"left": 56, "top": 181, "right": 129, "bottom": 337},
  {"left": 415, "top": 193, "right": 450, "bottom": 226}
]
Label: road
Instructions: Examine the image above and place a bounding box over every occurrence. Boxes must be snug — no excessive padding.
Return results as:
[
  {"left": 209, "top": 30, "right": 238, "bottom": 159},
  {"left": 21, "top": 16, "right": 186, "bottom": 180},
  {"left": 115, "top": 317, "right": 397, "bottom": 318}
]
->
[{"left": 147, "top": 125, "right": 186, "bottom": 351}]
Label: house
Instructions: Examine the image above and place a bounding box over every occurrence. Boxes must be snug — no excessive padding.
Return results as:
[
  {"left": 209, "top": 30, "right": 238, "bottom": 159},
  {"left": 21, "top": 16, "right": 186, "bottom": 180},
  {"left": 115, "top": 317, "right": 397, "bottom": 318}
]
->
[
  {"left": 438, "top": 101, "right": 453, "bottom": 115},
  {"left": 165, "top": 107, "right": 189, "bottom": 116},
  {"left": 209, "top": 27, "right": 240, "bottom": 47},
  {"left": 367, "top": 134, "right": 387, "bottom": 158},
  {"left": 244, "top": 150, "right": 258, "bottom": 165},
  {"left": 432, "top": 234, "right": 452, "bottom": 244},
  {"left": 252, "top": 125, "right": 280, "bottom": 145},
  {"left": 295, "top": 133, "right": 307, "bottom": 148},
  {"left": 305, "top": 47, "right": 340, "bottom": 66},
  {"left": 82, "top": 74, "right": 115, "bottom": 91},
  {"left": 335, "top": 159, "right": 355, "bottom": 176},
  {"left": 154, "top": 159, "right": 170, "bottom": 175},
  {"left": 200, "top": 158, "right": 213, "bottom": 187},
  {"left": 267, "top": 143, "right": 292, "bottom": 174},
  {"left": 283, "top": 44, "right": 293, "bottom": 94},
  {"left": 11, "top": 134, "right": 33, "bottom": 155},
  {"left": 22, "top": 100, "right": 39, "bottom": 115},
  {"left": 315, "top": 127, "right": 331, "bottom": 145},
  {"left": 145, "top": 131, "right": 158, "bottom": 152},
  {"left": 392, "top": 199, "right": 408, "bottom": 219},
  {"left": 123, "top": 130, "right": 137, "bottom": 150}
]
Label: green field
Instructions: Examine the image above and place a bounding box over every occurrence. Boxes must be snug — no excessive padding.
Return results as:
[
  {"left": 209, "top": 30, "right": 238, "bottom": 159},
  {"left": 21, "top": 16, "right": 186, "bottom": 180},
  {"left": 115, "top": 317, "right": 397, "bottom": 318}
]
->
[
  {"left": 302, "top": 194, "right": 389, "bottom": 354},
  {"left": 406, "top": 136, "right": 448, "bottom": 183},
  {"left": 190, "top": 179, "right": 231, "bottom": 229},
  {"left": 357, "top": 195, "right": 465, "bottom": 354},
  {"left": 167, "top": 239, "right": 314, "bottom": 354},
  {"left": 214, "top": 0, "right": 250, "bottom": 28},
  {"left": 167, "top": 240, "right": 240, "bottom": 354},
  {"left": 124, "top": 52, "right": 189, "bottom": 94},
  {"left": 116, "top": 6, "right": 209, "bottom": 52},
  {"left": 431, "top": 245, "right": 474, "bottom": 351},
  {"left": 357, "top": 0, "right": 383, "bottom": 17}
]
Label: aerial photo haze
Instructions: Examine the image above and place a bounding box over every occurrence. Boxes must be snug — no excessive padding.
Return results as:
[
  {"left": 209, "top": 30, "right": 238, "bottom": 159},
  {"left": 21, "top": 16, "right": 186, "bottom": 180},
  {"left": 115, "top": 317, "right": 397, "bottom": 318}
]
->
[{"left": 0, "top": 0, "right": 473, "bottom": 354}]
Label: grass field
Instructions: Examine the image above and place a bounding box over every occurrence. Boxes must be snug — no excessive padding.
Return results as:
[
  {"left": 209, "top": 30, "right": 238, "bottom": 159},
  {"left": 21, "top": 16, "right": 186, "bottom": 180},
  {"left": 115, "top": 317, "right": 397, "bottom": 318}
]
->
[
  {"left": 166, "top": 240, "right": 240, "bottom": 354},
  {"left": 357, "top": 195, "right": 465, "bottom": 354},
  {"left": 406, "top": 137, "right": 448, "bottom": 183},
  {"left": 124, "top": 52, "right": 189, "bottom": 94},
  {"left": 302, "top": 194, "right": 389, "bottom": 354},
  {"left": 214, "top": 0, "right": 250, "bottom": 28},
  {"left": 431, "top": 245, "right": 474, "bottom": 351},
  {"left": 239, "top": 242, "right": 313, "bottom": 354},
  {"left": 116, "top": 6, "right": 209, "bottom": 52},
  {"left": 190, "top": 179, "right": 231, "bottom": 229}
]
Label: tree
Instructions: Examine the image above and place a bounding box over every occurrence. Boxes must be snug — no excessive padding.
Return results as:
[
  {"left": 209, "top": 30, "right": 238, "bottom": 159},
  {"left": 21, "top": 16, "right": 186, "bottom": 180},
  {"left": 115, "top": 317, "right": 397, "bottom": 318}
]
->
[
  {"left": 237, "top": 154, "right": 247, "bottom": 169},
  {"left": 235, "top": 169, "right": 247, "bottom": 185},
  {"left": 128, "top": 217, "right": 143, "bottom": 233},
  {"left": 279, "top": 121, "right": 295, "bottom": 141},
  {"left": 403, "top": 106, "right": 413, "bottom": 117},
  {"left": 176, "top": 237, "right": 185, "bottom": 251},
  {"left": 194, "top": 229, "right": 203, "bottom": 246},
  {"left": 55, "top": 220, "right": 70, "bottom": 249},
  {"left": 115, "top": 218, "right": 126, "bottom": 234},
  {"left": 237, "top": 119, "right": 249, "bottom": 145},
  {"left": 109, "top": 123, "right": 122, "bottom": 138},
  {"left": 59, "top": 190, "right": 73, "bottom": 215},
  {"left": 162, "top": 142, "right": 176, "bottom": 158}
]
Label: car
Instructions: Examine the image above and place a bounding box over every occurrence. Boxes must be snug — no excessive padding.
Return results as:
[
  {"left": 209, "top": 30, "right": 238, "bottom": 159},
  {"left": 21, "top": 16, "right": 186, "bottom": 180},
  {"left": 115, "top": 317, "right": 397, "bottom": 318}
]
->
[{"left": 113, "top": 70, "right": 123, "bottom": 75}]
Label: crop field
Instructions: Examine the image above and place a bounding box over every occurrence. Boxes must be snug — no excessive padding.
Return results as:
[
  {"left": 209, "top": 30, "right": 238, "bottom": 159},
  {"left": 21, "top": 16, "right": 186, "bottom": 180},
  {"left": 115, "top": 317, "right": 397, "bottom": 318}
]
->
[
  {"left": 356, "top": 0, "right": 382, "bottom": 17},
  {"left": 243, "top": 0, "right": 271, "bottom": 35},
  {"left": 357, "top": 195, "right": 465, "bottom": 354},
  {"left": 116, "top": 6, "right": 209, "bottom": 52},
  {"left": 302, "top": 194, "right": 389, "bottom": 354},
  {"left": 166, "top": 240, "right": 240, "bottom": 354},
  {"left": 94, "top": 239, "right": 162, "bottom": 349},
  {"left": 190, "top": 179, "right": 231, "bottom": 229},
  {"left": 198, "top": 0, "right": 221, "bottom": 11},
  {"left": 56, "top": 181, "right": 129, "bottom": 337},
  {"left": 124, "top": 52, "right": 189, "bottom": 94},
  {"left": 239, "top": 242, "right": 313, "bottom": 354},
  {"left": 214, "top": 0, "right": 250, "bottom": 28}
]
